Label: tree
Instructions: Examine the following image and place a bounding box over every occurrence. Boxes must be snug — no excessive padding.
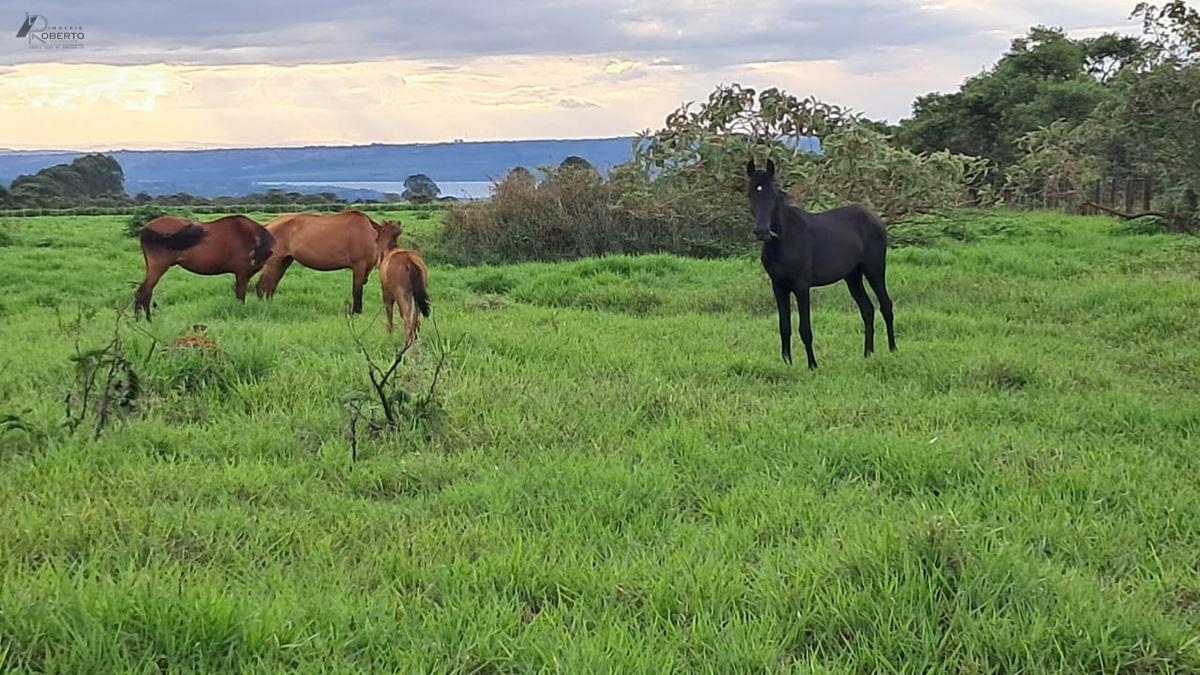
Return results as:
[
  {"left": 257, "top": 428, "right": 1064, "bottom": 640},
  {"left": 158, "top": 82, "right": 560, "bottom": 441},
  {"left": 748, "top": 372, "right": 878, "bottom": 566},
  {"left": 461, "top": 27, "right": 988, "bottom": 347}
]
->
[
  {"left": 896, "top": 27, "right": 1136, "bottom": 169},
  {"left": 857, "top": 117, "right": 901, "bottom": 138},
  {"left": 9, "top": 178, "right": 65, "bottom": 207},
  {"left": 262, "top": 189, "right": 288, "bottom": 204},
  {"left": 9, "top": 153, "right": 126, "bottom": 206},
  {"left": 402, "top": 174, "right": 441, "bottom": 203},
  {"left": 1133, "top": 0, "right": 1200, "bottom": 64},
  {"left": 1077, "top": 1, "right": 1200, "bottom": 223},
  {"left": 1084, "top": 33, "right": 1147, "bottom": 82},
  {"left": 630, "top": 83, "right": 986, "bottom": 224},
  {"left": 155, "top": 192, "right": 205, "bottom": 206},
  {"left": 558, "top": 156, "right": 595, "bottom": 174},
  {"left": 1004, "top": 120, "right": 1098, "bottom": 207},
  {"left": 68, "top": 154, "right": 125, "bottom": 198}
]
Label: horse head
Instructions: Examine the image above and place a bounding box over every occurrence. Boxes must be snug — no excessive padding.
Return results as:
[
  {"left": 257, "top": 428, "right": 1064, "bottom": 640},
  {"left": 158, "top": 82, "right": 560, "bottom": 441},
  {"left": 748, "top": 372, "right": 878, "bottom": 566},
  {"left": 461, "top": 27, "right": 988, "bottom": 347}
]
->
[
  {"left": 374, "top": 220, "right": 402, "bottom": 261},
  {"left": 746, "top": 159, "right": 781, "bottom": 241}
]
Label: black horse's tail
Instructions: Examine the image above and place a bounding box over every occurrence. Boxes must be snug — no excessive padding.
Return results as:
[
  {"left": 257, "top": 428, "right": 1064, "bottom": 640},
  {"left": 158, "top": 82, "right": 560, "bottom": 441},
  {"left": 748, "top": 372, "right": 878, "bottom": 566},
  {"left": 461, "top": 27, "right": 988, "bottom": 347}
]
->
[
  {"left": 409, "top": 263, "right": 431, "bottom": 317},
  {"left": 140, "top": 223, "right": 206, "bottom": 251}
]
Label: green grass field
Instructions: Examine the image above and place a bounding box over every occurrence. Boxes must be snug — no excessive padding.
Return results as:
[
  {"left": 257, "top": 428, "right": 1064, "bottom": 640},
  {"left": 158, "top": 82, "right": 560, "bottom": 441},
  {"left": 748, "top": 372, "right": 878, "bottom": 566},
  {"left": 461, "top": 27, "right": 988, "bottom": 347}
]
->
[{"left": 1, "top": 209, "right": 1199, "bottom": 673}]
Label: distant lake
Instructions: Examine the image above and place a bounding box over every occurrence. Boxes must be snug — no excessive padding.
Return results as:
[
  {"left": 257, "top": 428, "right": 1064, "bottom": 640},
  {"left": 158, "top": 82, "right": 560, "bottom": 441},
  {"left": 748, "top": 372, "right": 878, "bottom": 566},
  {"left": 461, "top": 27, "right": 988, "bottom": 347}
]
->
[{"left": 263, "top": 180, "right": 494, "bottom": 200}]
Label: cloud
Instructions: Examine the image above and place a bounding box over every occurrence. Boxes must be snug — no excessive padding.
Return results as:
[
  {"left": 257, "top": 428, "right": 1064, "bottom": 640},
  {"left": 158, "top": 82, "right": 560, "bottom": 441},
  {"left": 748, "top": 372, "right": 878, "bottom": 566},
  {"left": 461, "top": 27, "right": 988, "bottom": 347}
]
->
[
  {"left": 0, "top": 0, "right": 1146, "bottom": 149},
  {"left": 2, "top": 0, "right": 1135, "bottom": 68},
  {"left": 604, "top": 59, "right": 641, "bottom": 74}
]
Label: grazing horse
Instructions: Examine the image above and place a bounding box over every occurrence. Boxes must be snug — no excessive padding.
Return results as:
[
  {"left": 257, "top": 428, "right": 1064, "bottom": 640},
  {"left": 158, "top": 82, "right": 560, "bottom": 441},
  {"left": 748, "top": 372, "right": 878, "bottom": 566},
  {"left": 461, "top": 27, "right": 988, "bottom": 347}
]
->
[
  {"left": 254, "top": 210, "right": 401, "bottom": 313},
  {"left": 747, "top": 159, "right": 896, "bottom": 369},
  {"left": 134, "top": 215, "right": 274, "bottom": 321},
  {"left": 379, "top": 247, "right": 431, "bottom": 347}
]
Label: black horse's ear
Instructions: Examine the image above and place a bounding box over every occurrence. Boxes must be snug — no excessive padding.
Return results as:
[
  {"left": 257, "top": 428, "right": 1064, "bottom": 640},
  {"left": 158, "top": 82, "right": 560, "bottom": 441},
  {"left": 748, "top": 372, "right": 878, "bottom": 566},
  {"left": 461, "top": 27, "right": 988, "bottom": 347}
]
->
[
  {"left": 765, "top": 159, "right": 775, "bottom": 178},
  {"left": 746, "top": 159, "right": 756, "bottom": 177}
]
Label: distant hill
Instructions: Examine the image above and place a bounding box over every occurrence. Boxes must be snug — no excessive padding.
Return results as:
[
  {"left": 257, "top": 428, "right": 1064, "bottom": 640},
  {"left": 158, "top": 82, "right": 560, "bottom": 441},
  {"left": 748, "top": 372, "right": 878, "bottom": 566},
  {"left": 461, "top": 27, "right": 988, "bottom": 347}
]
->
[{"left": 0, "top": 138, "right": 640, "bottom": 199}]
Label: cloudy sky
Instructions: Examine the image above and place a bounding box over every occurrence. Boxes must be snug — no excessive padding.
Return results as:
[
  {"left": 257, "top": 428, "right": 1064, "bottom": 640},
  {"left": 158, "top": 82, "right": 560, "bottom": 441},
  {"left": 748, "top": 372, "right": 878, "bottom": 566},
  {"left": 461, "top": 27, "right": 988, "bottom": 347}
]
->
[{"left": 0, "top": 0, "right": 1140, "bottom": 150}]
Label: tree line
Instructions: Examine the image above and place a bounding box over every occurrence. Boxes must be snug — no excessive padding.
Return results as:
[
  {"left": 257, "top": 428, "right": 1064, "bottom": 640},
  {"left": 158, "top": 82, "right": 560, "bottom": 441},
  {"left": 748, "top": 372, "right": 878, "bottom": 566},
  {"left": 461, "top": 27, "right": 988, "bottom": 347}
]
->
[
  {"left": 890, "top": 0, "right": 1199, "bottom": 222},
  {"left": 0, "top": 154, "right": 447, "bottom": 209},
  {"left": 440, "top": 1, "right": 1199, "bottom": 264}
]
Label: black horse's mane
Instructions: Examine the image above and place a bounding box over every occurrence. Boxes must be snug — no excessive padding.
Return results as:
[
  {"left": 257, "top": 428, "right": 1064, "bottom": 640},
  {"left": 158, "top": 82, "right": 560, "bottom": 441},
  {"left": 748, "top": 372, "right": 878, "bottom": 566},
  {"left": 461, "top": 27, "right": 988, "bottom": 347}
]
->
[{"left": 770, "top": 181, "right": 805, "bottom": 223}]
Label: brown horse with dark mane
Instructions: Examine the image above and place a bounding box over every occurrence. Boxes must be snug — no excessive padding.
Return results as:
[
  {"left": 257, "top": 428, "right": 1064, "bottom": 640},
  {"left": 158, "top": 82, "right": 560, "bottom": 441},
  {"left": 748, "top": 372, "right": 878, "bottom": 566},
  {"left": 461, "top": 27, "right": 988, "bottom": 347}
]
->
[
  {"left": 254, "top": 210, "right": 401, "bottom": 313},
  {"left": 134, "top": 215, "right": 275, "bottom": 321},
  {"left": 379, "top": 247, "right": 431, "bottom": 347}
]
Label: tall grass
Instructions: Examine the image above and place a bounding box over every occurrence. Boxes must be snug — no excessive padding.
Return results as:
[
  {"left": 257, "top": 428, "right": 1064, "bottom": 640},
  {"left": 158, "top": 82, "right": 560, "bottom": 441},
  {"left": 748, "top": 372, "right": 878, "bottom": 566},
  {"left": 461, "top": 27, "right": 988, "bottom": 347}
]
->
[{"left": 1, "top": 210, "right": 1199, "bottom": 671}]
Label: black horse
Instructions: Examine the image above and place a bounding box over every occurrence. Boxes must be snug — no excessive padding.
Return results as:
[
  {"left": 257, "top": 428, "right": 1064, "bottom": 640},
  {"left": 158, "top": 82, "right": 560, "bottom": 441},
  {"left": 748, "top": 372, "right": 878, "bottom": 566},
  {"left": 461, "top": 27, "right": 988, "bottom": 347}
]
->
[{"left": 746, "top": 159, "right": 895, "bottom": 369}]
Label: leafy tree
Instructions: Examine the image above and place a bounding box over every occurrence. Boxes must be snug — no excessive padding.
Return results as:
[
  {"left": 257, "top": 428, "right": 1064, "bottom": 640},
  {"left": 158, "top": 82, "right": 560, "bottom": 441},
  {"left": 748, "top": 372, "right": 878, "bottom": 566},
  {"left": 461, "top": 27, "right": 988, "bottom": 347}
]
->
[
  {"left": 1004, "top": 120, "right": 1098, "bottom": 207},
  {"left": 897, "top": 27, "right": 1137, "bottom": 168},
  {"left": 558, "top": 156, "right": 595, "bottom": 173},
  {"left": 9, "top": 178, "right": 65, "bottom": 207},
  {"left": 155, "top": 192, "right": 208, "bottom": 206},
  {"left": 1133, "top": 0, "right": 1200, "bottom": 64},
  {"left": 1076, "top": 1, "right": 1200, "bottom": 222},
  {"left": 1084, "top": 33, "right": 1148, "bottom": 82},
  {"left": 402, "top": 174, "right": 441, "bottom": 203},
  {"left": 9, "top": 153, "right": 126, "bottom": 206},
  {"left": 69, "top": 154, "right": 125, "bottom": 197},
  {"left": 857, "top": 117, "right": 901, "bottom": 138},
  {"left": 631, "top": 83, "right": 987, "bottom": 222}
]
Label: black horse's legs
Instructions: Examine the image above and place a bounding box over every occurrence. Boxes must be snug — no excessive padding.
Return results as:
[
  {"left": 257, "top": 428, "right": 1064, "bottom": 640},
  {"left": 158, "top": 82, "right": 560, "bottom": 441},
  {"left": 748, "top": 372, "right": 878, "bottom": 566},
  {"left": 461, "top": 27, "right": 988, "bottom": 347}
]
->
[
  {"left": 864, "top": 267, "right": 896, "bottom": 352},
  {"left": 794, "top": 284, "right": 817, "bottom": 370},
  {"left": 772, "top": 280, "right": 793, "bottom": 364},
  {"left": 845, "top": 270, "right": 876, "bottom": 357}
]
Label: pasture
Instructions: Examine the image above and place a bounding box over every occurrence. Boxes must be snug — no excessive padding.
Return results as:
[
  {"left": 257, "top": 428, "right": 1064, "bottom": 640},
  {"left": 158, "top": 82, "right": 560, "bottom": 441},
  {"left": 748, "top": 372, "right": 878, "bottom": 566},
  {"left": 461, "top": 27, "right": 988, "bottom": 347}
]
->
[{"left": 1, "top": 210, "right": 1199, "bottom": 672}]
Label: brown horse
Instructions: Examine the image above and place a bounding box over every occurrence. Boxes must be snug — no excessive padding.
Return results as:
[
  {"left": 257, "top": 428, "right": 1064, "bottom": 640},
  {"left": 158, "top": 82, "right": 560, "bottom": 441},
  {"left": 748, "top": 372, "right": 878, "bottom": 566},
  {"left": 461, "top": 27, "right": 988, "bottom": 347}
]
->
[
  {"left": 254, "top": 210, "right": 401, "bottom": 313},
  {"left": 379, "top": 247, "right": 431, "bottom": 347},
  {"left": 134, "top": 215, "right": 275, "bottom": 321}
]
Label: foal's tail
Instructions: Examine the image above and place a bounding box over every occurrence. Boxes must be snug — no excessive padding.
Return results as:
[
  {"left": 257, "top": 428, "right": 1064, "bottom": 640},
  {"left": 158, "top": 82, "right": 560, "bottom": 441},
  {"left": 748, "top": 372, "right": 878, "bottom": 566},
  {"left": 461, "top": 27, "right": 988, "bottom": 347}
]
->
[
  {"left": 140, "top": 223, "right": 206, "bottom": 251},
  {"left": 409, "top": 262, "right": 431, "bottom": 317}
]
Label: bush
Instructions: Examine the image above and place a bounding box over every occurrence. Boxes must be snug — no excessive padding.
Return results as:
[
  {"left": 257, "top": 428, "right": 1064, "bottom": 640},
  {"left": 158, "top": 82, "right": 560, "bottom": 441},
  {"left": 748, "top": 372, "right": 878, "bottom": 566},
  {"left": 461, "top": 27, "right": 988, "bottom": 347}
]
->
[{"left": 438, "top": 165, "right": 753, "bottom": 265}]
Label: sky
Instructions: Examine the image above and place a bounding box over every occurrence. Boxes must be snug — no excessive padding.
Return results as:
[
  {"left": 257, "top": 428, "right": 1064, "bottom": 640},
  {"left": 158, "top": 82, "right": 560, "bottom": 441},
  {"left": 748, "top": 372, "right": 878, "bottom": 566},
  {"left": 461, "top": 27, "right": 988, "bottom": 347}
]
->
[{"left": 0, "top": 0, "right": 1143, "bottom": 151}]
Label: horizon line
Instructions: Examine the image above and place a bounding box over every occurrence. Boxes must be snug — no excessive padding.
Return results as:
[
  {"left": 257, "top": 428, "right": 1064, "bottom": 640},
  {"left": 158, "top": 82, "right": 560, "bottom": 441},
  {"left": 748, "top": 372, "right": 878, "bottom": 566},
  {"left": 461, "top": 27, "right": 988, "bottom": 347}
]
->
[{"left": 0, "top": 135, "right": 642, "bottom": 155}]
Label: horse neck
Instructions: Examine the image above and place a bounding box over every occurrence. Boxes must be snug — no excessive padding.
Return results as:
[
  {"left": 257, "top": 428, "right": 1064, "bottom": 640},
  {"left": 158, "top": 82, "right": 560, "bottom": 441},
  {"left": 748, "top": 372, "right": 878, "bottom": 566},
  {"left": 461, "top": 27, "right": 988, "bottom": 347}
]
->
[{"left": 771, "top": 190, "right": 805, "bottom": 235}]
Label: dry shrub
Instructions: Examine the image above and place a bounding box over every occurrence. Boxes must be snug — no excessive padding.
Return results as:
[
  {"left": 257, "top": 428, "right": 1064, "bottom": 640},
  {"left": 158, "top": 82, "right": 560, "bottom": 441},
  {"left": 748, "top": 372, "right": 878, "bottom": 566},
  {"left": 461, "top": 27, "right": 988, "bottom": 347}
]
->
[{"left": 439, "top": 165, "right": 750, "bottom": 265}]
